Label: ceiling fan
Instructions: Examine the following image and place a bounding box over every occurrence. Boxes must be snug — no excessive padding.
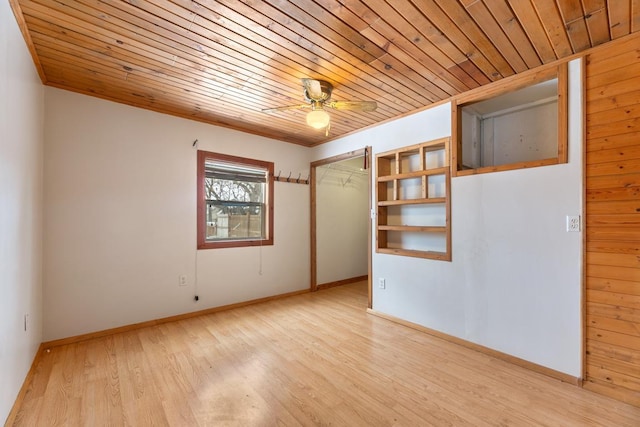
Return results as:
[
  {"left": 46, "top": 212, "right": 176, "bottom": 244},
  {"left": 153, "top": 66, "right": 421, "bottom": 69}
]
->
[{"left": 262, "top": 79, "right": 377, "bottom": 134}]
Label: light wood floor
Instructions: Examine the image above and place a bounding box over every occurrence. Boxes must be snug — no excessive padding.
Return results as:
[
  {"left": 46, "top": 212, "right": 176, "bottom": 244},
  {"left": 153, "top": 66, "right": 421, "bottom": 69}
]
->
[{"left": 10, "top": 282, "right": 640, "bottom": 426}]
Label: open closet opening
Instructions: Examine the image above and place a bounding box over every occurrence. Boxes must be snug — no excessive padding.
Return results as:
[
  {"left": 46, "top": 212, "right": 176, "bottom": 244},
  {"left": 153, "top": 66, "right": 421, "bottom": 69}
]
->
[{"left": 310, "top": 148, "right": 371, "bottom": 306}]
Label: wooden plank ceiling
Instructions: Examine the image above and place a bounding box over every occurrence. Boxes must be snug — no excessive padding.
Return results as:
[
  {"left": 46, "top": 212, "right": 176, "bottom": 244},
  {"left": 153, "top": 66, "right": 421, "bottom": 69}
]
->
[{"left": 9, "top": 0, "right": 640, "bottom": 146}]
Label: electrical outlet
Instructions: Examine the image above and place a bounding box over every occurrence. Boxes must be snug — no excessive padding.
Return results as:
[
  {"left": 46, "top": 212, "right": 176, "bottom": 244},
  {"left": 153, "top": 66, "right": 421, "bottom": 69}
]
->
[
  {"left": 179, "top": 275, "right": 187, "bottom": 286},
  {"left": 566, "top": 215, "right": 581, "bottom": 232},
  {"left": 378, "top": 278, "right": 386, "bottom": 289}
]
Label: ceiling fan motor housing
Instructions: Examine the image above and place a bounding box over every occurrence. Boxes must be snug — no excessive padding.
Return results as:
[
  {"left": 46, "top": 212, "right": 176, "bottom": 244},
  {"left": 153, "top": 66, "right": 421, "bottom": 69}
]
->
[{"left": 304, "top": 80, "right": 333, "bottom": 102}]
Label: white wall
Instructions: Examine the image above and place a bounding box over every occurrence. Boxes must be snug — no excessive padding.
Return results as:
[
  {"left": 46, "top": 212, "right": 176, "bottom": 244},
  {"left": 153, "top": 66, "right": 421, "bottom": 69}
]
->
[
  {"left": 316, "top": 158, "right": 368, "bottom": 284},
  {"left": 43, "top": 88, "right": 311, "bottom": 341},
  {"left": 0, "top": 2, "right": 44, "bottom": 423},
  {"left": 312, "top": 60, "right": 583, "bottom": 377}
]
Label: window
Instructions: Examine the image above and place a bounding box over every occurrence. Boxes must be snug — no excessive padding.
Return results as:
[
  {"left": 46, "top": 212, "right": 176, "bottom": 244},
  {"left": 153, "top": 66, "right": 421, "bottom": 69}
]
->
[
  {"left": 197, "top": 151, "right": 274, "bottom": 249},
  {"left": 453, "top": 62, "right": 567, "bottom": 176}
]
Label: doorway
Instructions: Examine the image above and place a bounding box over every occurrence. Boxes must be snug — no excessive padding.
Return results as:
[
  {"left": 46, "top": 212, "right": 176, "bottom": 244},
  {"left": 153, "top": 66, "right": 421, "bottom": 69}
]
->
[{"left": 310, "top": 148, "right": 372, "bottom": 308}]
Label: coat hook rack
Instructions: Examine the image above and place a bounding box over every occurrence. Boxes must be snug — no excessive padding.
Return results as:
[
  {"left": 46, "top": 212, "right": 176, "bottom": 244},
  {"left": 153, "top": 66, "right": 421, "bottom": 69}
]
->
[{"left": 272, "top": 170, "right": 309, "bottom": 185}]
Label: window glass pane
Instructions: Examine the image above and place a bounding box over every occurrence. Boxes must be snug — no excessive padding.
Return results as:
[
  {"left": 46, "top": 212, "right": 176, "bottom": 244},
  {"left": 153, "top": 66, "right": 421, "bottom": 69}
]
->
[
  {"left": 204, "top": 177, "right": 265, "bottom": 203},
  {"left": 206, "top": 203, "right": 264, "bottom": 240},
  {"left": 204, "top": 159, "right": 267, "bottom": 242}
]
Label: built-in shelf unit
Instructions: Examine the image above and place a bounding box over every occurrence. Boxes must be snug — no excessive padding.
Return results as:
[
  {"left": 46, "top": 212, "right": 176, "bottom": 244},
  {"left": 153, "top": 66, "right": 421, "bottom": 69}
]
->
[{"left": 375, "top": 137, "right": 451, "bottom": 261}]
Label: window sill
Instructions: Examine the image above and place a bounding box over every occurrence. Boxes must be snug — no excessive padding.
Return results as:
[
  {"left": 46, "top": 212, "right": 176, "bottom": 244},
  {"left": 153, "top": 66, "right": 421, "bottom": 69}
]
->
[
  {"left": 197, "top": 238, "right": 274, "bottom": 250},
  {"left": 454, "top": 158, "right": 561, "bottom": 177}
]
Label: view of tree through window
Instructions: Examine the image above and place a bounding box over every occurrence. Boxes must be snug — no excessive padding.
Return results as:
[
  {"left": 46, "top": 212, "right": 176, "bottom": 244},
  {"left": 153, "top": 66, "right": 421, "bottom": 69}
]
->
[{"left": 197, "top": 151, "right": 274, "bottom": 249}]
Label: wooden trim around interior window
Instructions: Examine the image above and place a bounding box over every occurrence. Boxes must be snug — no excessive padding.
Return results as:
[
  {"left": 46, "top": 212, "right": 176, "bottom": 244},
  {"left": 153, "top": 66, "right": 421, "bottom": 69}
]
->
[
  {"left": 557, "top": 62, "right": 569, "bottom": 164},
  {"left": 197, "top": 150, "right": 274, "bottom": 249},
  {"left": 453, "top": 62, "right": 569, "bottom": 177}
]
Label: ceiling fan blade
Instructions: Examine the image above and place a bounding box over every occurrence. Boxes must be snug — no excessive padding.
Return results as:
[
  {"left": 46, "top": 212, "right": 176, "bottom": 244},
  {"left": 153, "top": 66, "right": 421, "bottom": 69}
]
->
[
  {"left": 302, "top": 78, "right": 323, "bottom": 100},
  {"left": 262, "top": 104, "right": 311, "bottom": 113},
  {"left": 326, "top": 100, "right": 377, "bottom": 112}
]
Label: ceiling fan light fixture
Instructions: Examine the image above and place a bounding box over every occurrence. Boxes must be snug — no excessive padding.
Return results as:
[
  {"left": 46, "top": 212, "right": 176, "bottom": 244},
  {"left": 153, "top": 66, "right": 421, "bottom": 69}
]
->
[{"left": 306, "top": 109, "right": 330, "bottom": 129}]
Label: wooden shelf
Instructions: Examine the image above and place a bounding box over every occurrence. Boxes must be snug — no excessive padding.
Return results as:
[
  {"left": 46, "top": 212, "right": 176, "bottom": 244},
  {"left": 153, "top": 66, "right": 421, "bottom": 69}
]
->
[
  {"left": 377, "top": 248, "right": 451, "bottom": 261},
  {"left": 377, "top": 167, "right": 449, "bottom": 182},
  {"left": 375, "top": 138, "right": 451, "bottom": 261},
  {"left": 378, "top": 197, "right": 446, "bottom": 207},
  {"left": 378, "top": 225, "right": 447, "bottom": 233}
]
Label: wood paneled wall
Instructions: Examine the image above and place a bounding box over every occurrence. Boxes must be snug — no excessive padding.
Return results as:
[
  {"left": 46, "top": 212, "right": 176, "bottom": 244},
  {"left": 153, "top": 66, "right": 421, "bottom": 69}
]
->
[{"left": 585, "top": 33, "right": 640, "bottom": 406}]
